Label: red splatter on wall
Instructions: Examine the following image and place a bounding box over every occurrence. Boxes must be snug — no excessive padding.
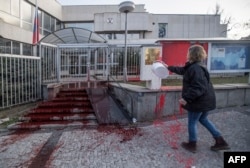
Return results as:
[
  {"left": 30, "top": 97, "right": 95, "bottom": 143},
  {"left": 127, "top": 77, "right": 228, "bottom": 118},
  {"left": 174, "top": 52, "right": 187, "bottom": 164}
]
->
[{"left": 154, "top": 94, "right": 165, "bottom": 119}]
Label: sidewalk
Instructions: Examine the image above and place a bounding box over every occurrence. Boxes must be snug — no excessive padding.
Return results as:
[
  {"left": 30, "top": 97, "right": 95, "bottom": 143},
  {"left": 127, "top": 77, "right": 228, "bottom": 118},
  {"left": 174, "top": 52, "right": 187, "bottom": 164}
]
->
[{"left": 0, "top": 106, "right": 249, "bottom": 168}]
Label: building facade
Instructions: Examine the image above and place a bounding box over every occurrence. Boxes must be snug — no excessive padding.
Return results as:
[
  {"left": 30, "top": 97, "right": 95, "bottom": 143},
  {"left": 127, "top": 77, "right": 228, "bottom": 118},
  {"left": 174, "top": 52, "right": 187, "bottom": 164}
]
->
[{"left": 0, "top": 0, "right": 227, "bottom": 55}]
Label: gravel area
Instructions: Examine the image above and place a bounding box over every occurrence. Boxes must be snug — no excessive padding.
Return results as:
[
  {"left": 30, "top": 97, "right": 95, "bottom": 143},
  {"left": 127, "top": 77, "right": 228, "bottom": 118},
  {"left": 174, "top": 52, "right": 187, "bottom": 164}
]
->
[{"left": 0, "top": 106, "right": 249, "bottom": 168}]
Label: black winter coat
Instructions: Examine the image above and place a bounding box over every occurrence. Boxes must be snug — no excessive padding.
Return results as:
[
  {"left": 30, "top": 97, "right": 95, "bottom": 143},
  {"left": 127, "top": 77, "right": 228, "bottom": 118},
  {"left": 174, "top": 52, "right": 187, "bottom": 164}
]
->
[{"left": 168, "top": 62, "right": 216, "bottom": 112}]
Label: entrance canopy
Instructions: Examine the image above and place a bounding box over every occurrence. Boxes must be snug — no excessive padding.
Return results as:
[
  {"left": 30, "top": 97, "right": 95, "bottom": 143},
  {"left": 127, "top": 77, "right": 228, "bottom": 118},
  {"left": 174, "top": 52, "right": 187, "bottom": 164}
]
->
[{"left": 40, "top": 28, "right": 107, "bottom": 45}]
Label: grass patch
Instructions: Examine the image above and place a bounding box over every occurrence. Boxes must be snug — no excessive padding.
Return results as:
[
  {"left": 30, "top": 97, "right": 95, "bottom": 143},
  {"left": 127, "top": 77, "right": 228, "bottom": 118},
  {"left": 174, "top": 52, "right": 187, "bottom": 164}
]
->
[{"left": 0, "top": 117, "right": 19, "bottom": 129}]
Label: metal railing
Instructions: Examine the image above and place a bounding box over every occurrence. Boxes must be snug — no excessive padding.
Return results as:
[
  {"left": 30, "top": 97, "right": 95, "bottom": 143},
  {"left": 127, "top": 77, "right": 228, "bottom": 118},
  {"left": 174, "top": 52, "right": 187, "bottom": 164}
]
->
[{"left": 0, "top": 54, "right": 41, "bottom": 109}]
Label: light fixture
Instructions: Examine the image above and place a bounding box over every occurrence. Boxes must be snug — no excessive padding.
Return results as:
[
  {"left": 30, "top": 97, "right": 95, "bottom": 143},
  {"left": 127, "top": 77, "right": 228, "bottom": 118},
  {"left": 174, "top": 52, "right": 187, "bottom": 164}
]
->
[{"left": 119, "top": 1, "right": 135, "bottom": 82}]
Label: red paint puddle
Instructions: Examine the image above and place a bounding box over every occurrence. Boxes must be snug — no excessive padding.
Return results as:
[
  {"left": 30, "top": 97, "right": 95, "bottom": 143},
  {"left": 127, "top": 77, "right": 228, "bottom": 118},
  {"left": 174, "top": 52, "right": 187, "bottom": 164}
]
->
[
  {"left": 0, "top": 131, "right": 31, "bottom": 148},
  {"left": 97, "top": 125, "right": 141, "bottom": 143},
  {"left": 25, "top": 143, "right": 46, "bottom": 168},
  {"left": 153, "top": 93, "right": 195, "bottom": 168},
  {"left": 45, "top": 142, "right": 64, "bottom": 167}
]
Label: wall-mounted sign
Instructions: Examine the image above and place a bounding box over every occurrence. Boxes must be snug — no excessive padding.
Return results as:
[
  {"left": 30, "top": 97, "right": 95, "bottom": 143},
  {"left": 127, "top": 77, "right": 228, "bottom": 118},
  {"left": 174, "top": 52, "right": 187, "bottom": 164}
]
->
[
  {"left": 144, "top": 48, "right": 161, "bottom": 65},
  {"left": 208, "top": 43, "right": 250, "bottom": 72}
]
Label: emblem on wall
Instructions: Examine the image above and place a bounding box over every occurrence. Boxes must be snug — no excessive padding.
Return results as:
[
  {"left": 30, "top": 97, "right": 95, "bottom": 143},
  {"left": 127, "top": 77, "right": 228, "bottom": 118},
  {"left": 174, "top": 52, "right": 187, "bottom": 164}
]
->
[{"left": 107, "top": 18, "right": 114, "bottom": 24}]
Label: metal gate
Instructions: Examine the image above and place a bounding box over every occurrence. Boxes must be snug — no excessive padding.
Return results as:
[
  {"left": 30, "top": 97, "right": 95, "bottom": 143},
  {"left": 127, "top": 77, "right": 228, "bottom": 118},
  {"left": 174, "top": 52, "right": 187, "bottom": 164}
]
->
[
  {"left": 40, "top": 43, "right": 141, "bottom": 84},
  {"left": 59, "top": 44, "right": 109, "bottom": 82}
]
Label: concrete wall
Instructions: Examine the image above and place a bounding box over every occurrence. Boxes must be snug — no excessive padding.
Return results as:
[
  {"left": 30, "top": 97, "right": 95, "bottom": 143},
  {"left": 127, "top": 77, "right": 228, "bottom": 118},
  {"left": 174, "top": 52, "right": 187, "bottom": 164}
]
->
[
  {"left": 110, "top": 83, "right": 250, "bottom": 122},
  {"left": 62, "top": 5, "right": 146, "bottom": 21},
  {"left": 149, "top": 14, "right": 226, "bottom": 38},
  {"left": 0, "top": 20, "right": 33, "bottom": 44},
  {"left": 94, "top": 12, "right": 153, "bottom": 32}
]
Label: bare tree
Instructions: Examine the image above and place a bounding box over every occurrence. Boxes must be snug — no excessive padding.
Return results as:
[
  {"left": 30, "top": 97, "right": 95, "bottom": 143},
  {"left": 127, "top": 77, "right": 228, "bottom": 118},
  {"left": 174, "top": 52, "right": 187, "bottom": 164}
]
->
[
  {"left": 241, "top": 20, "right": 250, "bottom": 39},
  {"left": 214, "top": 3, "right": 223, "bottom": 16}
]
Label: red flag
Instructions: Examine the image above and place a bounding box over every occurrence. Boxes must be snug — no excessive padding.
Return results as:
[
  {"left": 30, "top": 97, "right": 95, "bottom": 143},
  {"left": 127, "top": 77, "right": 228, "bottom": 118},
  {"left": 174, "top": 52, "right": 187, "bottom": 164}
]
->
[{"left": 32, "top": 2, "right": 39, "bottom": 45}]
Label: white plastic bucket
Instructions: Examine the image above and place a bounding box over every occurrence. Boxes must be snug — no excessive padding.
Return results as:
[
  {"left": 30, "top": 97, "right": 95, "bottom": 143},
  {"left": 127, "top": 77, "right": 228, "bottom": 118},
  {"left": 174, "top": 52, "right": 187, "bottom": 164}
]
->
[{"left": 151, "top": 62, "right": 169, "bottom": 78}]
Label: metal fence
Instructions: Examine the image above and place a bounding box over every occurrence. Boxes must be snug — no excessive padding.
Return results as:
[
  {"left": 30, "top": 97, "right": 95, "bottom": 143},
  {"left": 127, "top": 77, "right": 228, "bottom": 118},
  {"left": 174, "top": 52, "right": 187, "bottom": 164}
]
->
[
  {"left": 40, "top": 43, "right": 58, "bottom": 84},
  {"left": 41, "top": 43, "right": 141, "bottom": 83},
  {"left": 109, "top": 45, "right": 141, "bottom": 80},
  {"left": 0, "top": 54, "right": 41, "bottom": 109},
  {"left": 0, "top": 43, "right": 141, "bottom": 109}
]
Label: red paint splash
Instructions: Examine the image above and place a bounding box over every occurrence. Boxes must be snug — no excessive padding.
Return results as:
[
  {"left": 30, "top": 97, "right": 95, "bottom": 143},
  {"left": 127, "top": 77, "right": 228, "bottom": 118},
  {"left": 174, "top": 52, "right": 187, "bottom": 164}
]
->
[
  {"left": 0, "top": 131, "right": 31, "bottom": 148},
  {"left": 179, "top": 103, "right": 184, "bottom": 115},
  {"left": 97, "top": 125, "right": 141, "bottom": 143},
  {"left": 153, "top": 93, "right": 195, "bottom": 168},
  {"left": 45, "top": 142, "right": 66, "bottom": 167},
  {"left": 154, "top": 94, "right": 165, "bottom": 119}
]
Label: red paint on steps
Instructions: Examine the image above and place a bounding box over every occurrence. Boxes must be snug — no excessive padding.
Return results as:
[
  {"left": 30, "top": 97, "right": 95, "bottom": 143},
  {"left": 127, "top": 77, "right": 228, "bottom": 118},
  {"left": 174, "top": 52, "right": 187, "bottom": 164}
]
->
[{"left": 13, "top": 88, "right": 98, "bottom": 129}]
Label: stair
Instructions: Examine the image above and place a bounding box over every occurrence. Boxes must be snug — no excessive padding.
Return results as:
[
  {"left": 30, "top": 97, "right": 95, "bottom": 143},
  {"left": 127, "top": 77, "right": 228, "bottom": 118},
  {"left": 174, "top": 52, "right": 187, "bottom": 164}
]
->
[{"left": 8, "top": 88, "right": 98, "bottom": 130}]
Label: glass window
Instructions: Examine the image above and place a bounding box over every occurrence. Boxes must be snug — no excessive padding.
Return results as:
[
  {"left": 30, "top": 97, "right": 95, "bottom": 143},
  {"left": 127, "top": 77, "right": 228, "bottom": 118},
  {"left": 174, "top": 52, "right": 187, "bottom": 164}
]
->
[
  {"left": 38, "top": 10, "right": 42, "bottom": 29},
  {"left": 0, "top": 0, "right": 11, "bottom": 13},
  {"left": 22, "top": 0, "right": 32, "bottom": 23},
  {"left": 12, "top": 41, "right": 20, "bottom": 55},
  {"left": 158, "top": 23, "right": 167, "bottom": 38},
  {"left": 0, "top": 38, "right": 11, "bottom": 54},
  {"left": 56, "top": 19, "right": 62, "bottom": 30},
  {"left": 51, "top": 17, "right": 55, "bottom": 31},
  {"left": 43, "top": 12, "right": 50, "bottom": 30},
  {"left": 23, "top": 43, "right": 32, "bottom": 56}
]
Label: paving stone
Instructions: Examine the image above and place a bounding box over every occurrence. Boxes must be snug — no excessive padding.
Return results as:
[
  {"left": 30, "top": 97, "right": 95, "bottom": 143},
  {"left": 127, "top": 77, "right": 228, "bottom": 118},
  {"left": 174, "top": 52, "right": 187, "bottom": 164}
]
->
[{"left": 0, "top": 108, "right": 250, "bottom": 168}]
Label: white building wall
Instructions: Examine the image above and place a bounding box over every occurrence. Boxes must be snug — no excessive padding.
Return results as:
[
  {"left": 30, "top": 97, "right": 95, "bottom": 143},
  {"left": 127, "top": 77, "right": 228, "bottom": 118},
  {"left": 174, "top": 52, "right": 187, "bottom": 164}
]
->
[
  {"left": 29, "top": 0, "right": 62, "bottom": 20},
  {"left": 0, "top": 20, "right": 32, "bottom": 44},
  {"left": 62, "top": 5, "right": 146, "bottom": 21},
  {"left": 94, "top": 12, "right": 153, "bottom": 32},
  {"left": 148, "top": 14, "right": 226, "bottom": 39}
]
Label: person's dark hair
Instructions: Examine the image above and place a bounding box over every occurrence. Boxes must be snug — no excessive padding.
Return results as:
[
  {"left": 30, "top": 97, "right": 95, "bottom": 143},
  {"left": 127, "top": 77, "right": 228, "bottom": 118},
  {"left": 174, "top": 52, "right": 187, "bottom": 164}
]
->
[{"left": 188, "top": 45, "right": 207, "bottom": 62}]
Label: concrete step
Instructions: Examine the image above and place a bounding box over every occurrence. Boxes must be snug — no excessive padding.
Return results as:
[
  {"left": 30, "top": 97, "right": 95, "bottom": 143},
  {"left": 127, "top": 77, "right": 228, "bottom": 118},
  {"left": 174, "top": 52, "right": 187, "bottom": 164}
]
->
[
  {"left": 19, "top": 113, "right": 97, "bottom": 122},
  {"left": 56, "top": 92, "right": 88, "bottom": 97},
  {"left": 37, "top": 101, "right": 92, "bottom": 108},
  {"left": 29, "top": 107, "right": 95, "bottom": 114},
  {"left": 52, "top": 97, "right": 90, "bottom": 102},
  {"left": 60, "top": 88, "right": 87, "bottom": 92},
  {"left": 7, "top": 120, "right": 98, "bottom": 130},
  {"left": 8, "top": 88, "right": 99, "bottom": 130}
]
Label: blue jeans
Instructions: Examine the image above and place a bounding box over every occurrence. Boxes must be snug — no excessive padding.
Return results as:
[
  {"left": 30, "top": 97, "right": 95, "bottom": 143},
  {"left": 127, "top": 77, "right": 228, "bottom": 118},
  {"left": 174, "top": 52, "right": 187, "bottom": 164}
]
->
[{"left": 188, "top": 111, "right": 221, "bottom": 142}]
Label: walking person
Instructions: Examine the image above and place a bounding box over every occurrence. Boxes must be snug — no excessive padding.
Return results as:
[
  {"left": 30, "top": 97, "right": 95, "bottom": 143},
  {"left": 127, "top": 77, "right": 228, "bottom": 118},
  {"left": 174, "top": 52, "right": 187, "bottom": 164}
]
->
[{"left": 164, "top": 45, "right": 230, "bottom": 153}]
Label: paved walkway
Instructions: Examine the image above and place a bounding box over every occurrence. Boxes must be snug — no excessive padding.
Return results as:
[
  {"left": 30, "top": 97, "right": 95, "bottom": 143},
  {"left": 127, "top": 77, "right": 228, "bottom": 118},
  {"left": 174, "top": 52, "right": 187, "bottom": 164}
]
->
[{"left": 0, "top": 106, "right": 250, "bottom": 168}]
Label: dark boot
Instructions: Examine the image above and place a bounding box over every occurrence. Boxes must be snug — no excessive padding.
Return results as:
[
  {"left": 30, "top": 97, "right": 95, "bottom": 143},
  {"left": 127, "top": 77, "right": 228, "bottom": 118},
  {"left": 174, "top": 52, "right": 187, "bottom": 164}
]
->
[
  {"left": 211, "top": 136, "right": 230, "bottom": 151},
  {"left": 181, "top": 141, "right": 197, "bottom": 153}
]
